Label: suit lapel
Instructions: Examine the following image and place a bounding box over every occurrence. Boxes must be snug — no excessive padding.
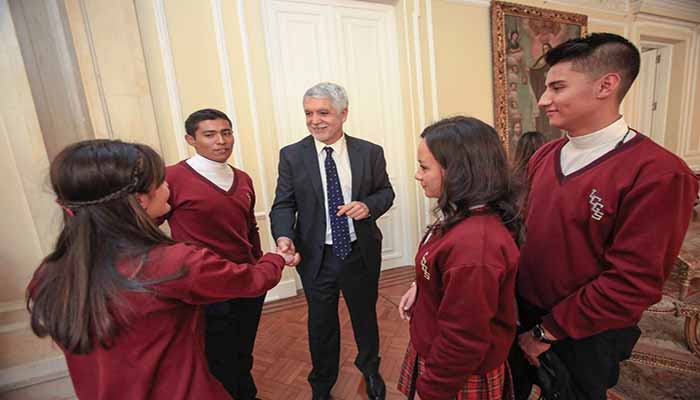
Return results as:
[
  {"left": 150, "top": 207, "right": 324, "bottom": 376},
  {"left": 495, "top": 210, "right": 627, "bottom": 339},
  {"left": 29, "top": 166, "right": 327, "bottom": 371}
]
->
[
  {"left": 346, "top": 135, "right": 363, "bottom": 201},
  {"left": 301, "top": 136, "right": 325, "bottom": 206}
]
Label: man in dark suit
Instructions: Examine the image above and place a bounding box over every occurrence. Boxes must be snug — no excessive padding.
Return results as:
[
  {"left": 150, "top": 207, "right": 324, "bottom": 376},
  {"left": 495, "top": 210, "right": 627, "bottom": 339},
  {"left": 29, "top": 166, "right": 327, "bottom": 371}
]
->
[{"left": 270, "top": 82, "right": 394, "bottom": 400}]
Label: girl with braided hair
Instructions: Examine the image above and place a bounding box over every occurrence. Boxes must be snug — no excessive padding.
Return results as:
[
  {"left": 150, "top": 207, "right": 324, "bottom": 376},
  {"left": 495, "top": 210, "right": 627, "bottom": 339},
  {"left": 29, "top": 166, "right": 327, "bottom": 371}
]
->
[{"left": 26, "top": 139, "right": 295, "bottom": 400}]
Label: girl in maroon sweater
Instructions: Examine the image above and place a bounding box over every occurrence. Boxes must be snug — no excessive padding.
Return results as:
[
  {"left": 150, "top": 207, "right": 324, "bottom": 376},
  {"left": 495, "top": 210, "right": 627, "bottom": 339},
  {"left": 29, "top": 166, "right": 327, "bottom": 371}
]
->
[
  {"left": 26, "top": 140, "right": 294, "bottom": 400},
  {"left": 397, "top": 117, "right": 520, "bottom": 400}
]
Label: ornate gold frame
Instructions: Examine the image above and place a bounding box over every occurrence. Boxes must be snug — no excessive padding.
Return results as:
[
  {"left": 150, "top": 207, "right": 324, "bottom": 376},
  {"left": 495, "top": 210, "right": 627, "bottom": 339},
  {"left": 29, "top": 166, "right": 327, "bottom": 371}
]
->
[{"left": 491, "top": 1, "right": 587, "bottom": 154}]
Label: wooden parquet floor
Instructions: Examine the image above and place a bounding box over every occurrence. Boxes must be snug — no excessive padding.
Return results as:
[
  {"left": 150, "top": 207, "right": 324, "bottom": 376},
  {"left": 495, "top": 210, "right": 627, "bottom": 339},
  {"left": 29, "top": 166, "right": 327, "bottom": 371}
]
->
[
  {"left": 252, "top": 266, "right": 415, "bottom": 400},
  {"left": 0, "top": 265, "right": 630, "bottom": 400},
  {"left": 253, "top": 266, "right": 627, "bottom": 400}
]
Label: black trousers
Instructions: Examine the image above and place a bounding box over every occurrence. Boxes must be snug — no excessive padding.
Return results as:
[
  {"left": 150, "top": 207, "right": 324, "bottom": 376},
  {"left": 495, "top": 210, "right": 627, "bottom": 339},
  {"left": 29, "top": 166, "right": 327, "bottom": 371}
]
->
[
  {"left": 204, "top": 294, "right": 266, "bottom": 400},
  {"left": 509, "top": 299, "right": 640, "bottom": 400},
  {"left": 303, "top": 243, "right": 381, "bottom": 395}
]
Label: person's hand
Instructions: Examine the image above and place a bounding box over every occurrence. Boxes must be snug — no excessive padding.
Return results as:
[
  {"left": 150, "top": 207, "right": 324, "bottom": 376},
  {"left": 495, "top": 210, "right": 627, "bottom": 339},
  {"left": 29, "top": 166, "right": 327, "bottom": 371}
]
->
[
  {"left": 276, "top": 237, "right": 295, "bottom": 254},
  {"left": 517, "top": 330, "right": 551, "bottom": 368},
  {"left": 276, "top": 237, "right": 301, "bottom": 267},
  {"left": 398, "top": 283, "right": 417, "bottom": 320},
  {"left": 273, "top": 249, "right": 296, "bottom": 266},
  {"left": 337, "top": 201, "right": 370, "bottom": 220}
]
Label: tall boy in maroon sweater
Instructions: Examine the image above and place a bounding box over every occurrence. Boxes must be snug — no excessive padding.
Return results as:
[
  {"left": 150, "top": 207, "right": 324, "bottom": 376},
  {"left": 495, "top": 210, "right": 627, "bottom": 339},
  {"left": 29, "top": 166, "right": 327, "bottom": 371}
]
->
[
  {"left": 161, "top": 109, "right": 272, "bottom": 400},
  {"left": 511, "top": 33, "right": 698, "bottom": 399}
]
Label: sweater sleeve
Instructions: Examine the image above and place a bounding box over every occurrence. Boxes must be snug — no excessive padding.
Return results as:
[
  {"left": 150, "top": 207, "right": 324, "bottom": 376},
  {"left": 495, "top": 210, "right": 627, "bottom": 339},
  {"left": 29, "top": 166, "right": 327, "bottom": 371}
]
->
[
  {"left": 152, "top": 245, "right": 284, "bottom": 304},
  {"left": 543, "top": 171, "right": 697, "bottom": 339},
  {"left": 416, "top": 264, "right": 503, "bottom": 400}
]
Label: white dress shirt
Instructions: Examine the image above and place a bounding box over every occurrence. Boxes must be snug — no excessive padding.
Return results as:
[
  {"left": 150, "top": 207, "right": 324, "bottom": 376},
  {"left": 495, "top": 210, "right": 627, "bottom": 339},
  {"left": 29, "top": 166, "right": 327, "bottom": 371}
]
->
[
  {"left": 560, "top": 117, "right": 635, "bottom": 176},
  {"left": 186, "top": 153, "right": 234, "bottom": 191},
  {"left": 314, "top": 134, "right": 357, "bottom": 244}
]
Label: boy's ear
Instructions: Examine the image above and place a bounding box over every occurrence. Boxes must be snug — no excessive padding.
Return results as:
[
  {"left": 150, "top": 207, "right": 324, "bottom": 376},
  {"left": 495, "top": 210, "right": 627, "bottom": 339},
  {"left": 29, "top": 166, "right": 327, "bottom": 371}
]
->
[
  {"left": 596, "top": 72, "right": 621, "bottom": 100},
  {"left": 185, "top": 133, "right": 196, "bottom": 146}
]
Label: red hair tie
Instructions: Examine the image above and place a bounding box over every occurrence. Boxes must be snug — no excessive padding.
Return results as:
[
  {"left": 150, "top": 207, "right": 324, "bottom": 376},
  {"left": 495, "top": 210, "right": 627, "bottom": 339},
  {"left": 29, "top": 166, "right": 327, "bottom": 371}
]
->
[{"left": 56, "top": 200, "right": 75, "bottom": 217}]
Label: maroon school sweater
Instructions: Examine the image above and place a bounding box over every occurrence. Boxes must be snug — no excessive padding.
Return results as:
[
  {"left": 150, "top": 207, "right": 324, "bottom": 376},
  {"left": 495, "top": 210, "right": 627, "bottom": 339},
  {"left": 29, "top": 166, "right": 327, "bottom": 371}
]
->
[
  {"left": 519, "top": 133, "right": 698, "bottom": 339},
  {"left": 410, "top": 213, "right": 519, "bottom": 400},
  {"left": 34, "top": 243, "right": 285, "bottom": 400},
  {"left": 165, "top": 161, "right": 262, "bottom": 263}
]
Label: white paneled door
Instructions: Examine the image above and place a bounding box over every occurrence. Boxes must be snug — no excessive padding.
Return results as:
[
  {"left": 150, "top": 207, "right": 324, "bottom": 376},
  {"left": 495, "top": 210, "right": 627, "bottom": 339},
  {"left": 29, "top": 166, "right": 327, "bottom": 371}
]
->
[{"left": 262, "top": 0, "right": 413, "bottom": 270}]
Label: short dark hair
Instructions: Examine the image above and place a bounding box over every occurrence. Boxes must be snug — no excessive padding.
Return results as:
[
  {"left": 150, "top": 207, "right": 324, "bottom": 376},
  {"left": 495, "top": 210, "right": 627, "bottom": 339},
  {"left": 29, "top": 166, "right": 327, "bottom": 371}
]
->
[
  {"left": 184, "top": 108, "right": 232, "bottom": 136},
  {"left": 420, "top": 116, "right": 520, "bottom": 235},
  {"left": 545, "top": 32, "right": 640, "bottom": 102}
]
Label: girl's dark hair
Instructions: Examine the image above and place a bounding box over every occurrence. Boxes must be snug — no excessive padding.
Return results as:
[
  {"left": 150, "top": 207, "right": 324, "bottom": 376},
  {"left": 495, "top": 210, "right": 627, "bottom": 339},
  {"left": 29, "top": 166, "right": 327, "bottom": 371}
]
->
[
  {"left": 27, "top": 139, "right": 178, "bottom": 354},
  {"left": 421, "top": 116, "right": 521, "bottom": 235},
  {"left": 512, "top": 131, "right": 547, "bottom": 186}
]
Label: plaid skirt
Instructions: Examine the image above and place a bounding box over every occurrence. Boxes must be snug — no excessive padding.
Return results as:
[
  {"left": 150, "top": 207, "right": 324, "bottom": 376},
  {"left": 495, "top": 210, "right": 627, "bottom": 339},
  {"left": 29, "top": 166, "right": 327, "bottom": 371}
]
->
[{"left": 397, "top": 341, "right": 514, "bottom": 400}]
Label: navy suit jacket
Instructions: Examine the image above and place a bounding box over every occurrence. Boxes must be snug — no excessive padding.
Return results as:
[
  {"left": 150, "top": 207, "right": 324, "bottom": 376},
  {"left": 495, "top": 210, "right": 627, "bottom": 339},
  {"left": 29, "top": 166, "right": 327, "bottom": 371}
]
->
[{"left": 269, "top": 134, "right": 395, "bottom": 282}]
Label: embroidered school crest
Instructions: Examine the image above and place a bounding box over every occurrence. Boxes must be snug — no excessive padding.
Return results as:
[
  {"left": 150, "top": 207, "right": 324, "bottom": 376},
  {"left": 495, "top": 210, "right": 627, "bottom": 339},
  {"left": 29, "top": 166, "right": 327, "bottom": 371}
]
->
[
  {"left": 420, "top": 251, "right": 431, "bottom": 280},
  {"left": 588, "top": 189, "right": 605, "bottom": 221}
]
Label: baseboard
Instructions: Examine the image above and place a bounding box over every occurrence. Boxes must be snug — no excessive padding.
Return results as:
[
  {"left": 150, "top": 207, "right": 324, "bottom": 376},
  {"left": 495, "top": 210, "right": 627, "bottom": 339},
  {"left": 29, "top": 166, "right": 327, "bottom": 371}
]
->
[
  {"left": 0, "top": 355, "right": 68, "bottom": 393},
  {"left": 264, "top": 278, "right": 298, "bottom": 302}
]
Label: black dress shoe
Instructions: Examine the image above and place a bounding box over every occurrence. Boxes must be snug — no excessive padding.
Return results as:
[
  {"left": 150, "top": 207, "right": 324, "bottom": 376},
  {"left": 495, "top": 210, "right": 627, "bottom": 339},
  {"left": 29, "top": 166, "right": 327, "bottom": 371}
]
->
[{"left": 364, "top": 373, "right": 386, "bottom": 400}]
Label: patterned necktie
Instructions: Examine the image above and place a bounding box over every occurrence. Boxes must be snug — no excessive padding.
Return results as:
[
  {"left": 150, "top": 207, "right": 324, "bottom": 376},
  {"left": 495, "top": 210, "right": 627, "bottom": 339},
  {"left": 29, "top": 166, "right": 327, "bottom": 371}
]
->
[{"left": 324, "top": 146, "right": 351, "bottom": 259}]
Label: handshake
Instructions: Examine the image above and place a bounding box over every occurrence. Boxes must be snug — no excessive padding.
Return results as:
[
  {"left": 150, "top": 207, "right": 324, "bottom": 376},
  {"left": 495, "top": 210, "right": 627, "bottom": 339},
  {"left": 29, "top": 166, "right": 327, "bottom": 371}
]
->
[{"left": 273, "top": 237, "right": 301, "bottom": 267}]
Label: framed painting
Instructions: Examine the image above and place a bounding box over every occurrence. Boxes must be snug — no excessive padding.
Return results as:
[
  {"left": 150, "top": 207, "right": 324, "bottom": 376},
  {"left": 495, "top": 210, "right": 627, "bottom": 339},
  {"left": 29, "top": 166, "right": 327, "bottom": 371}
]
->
[{"left": 491, "top": 1, "right": 587, "bottom": 154}]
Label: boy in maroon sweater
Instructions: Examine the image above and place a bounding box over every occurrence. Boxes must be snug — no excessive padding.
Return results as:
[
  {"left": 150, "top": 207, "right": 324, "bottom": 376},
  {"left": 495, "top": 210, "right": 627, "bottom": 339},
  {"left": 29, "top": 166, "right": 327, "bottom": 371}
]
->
[
  {"left": 161, "top": 109, "right": 289, "bottom": 400},
  {"left": 511, "top": 33, "right": 698, "bottom": 399}
]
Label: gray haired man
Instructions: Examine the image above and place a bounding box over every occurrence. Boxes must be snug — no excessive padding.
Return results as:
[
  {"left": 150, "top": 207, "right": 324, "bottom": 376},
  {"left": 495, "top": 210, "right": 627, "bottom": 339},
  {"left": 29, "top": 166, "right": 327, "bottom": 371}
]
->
[{"left": 270, "top": 82, "right": 394, "bottom": 400}]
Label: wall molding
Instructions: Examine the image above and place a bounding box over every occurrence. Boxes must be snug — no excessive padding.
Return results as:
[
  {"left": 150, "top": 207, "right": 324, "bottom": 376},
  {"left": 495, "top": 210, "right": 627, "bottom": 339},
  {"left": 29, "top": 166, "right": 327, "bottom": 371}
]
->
[
  {"left": 631, "top": 15, "right": 699, "bottom": 165},
  {"left": 411, "top": 0, "right": 432, "bottom": 229},
  {"left": 426, "top": 0, "right": 439, "bottom": 121},
  {"left": 0, "top": 301, "right": 25, "bottom": 314},
  {"left": 0, "top": 356, "right": 68, "bottom": 393},
  {"left": 153, "top": 0, "right": 188, "bottom": 160},
  {"left": 0, "top": 322, "right": 28, "bottom": 334},
  {"left": 265, "top": 278, "right": 298, "bottom": 302},
  {"left": 0, "top": 112, "right": 46, "bottom": 259},
  {"left": 631, "top": 0, "right": 700, "bottom": 23},
  {"left": 0, "top": 300, "right": 28, "bottom": 334},
  {"left": 423, "top": 0, "right": 437, "bottom": 233},
  {"left": 76, "top": 0, "right": 114, "bottom": 138},
  {"left": 238, "top": 0, "right": 271, "bottom": 214},
  {"left": 678, "top": 30, "right": 699, "bottom": 160},
  {"left": 211, "top": 0, "right": 244, "bottom": 169},
  {"left": 445, "top": 0, "right": 490, "bottom": 7},
  {"left": 545, "top": 0, "right": 629, "bottom": 16},
  {"left": 634, "top": 12, "right": 700, "bottom": 29},
  {"left": 401, "top": 0, "right": 423, "bottom": 241}
]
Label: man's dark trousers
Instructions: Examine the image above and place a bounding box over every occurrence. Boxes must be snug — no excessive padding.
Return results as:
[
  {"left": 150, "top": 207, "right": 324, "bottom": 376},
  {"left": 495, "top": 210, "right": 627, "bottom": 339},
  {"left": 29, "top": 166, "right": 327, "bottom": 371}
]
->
[{"left": 304, "top": 242, "right": 381, "bottom": 395}]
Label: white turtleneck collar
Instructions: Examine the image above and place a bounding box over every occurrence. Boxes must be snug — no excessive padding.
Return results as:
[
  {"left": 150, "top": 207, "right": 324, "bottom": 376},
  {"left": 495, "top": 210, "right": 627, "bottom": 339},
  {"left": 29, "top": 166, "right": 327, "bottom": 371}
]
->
[
  {"left": 186, "top": 153, "right": 234, "bottom": 191},
  {"left": 560, "top": 116, "right": 635, "bottom": 176}
]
